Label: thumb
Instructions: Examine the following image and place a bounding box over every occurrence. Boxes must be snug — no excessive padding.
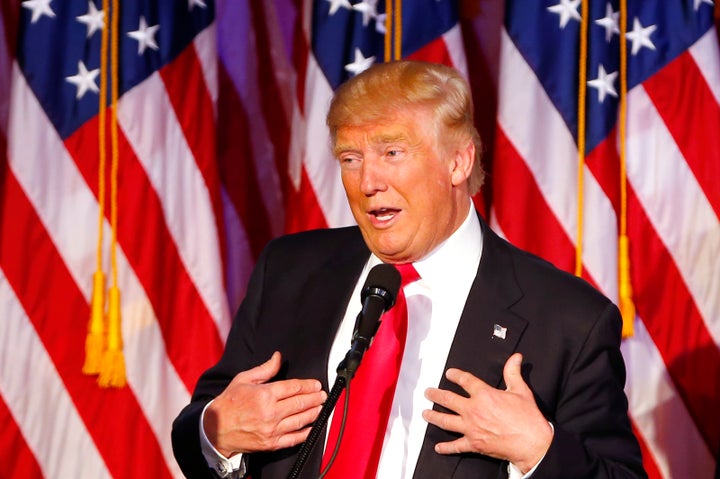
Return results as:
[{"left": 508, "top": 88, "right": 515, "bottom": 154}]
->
[
  {"left": 237, "top": 351, "right": 282, "bottom": 385},
  {"left": 503, "top": 353, "right": 529, "bottom": 394}
]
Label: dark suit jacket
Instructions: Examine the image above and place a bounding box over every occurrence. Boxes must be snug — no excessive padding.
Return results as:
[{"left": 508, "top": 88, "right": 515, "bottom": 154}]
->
[{"left": 172, "top": 218, "right": 647, "bottom": 479}]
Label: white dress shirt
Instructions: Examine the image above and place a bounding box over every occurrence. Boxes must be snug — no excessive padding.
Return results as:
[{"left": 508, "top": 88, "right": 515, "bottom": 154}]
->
[{"left": 200, "top": 206, "right": 542, "bottom": 478}]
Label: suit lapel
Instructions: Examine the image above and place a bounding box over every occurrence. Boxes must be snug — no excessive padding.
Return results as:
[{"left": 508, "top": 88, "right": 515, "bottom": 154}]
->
[{"left": 414, "top": 219, "right": 529, "bottom": 479}]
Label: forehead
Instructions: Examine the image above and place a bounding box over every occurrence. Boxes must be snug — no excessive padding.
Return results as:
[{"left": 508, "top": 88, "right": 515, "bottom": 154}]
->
[{"left": 334, "top": 107, "right": 434, "bottom": 149}]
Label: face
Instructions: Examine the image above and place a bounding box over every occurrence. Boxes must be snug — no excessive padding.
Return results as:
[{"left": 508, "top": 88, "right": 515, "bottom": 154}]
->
[{"left": 335, "top": 107, "right": 474, "bottom": 263}]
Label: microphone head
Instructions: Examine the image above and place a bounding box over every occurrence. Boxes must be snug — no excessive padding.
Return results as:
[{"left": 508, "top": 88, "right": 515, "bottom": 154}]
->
[{"left": 361, "top": 263, "right": 401, "bottom": 310}]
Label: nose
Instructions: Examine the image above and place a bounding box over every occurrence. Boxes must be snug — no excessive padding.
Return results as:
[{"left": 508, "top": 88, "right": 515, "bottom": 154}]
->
[{"left": 359, "top": 157, "right": 388, "bottom": 196}]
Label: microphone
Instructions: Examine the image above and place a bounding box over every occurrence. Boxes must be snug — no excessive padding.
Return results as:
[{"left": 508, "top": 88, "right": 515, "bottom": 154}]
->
[{"left": 338, "top": 263, "right": 401, "bottom": 379}]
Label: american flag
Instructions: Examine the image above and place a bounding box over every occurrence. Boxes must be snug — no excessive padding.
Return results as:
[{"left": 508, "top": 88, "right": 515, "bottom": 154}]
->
[{"left": 0, "top": 1, "right": 718, "bottom": 478}]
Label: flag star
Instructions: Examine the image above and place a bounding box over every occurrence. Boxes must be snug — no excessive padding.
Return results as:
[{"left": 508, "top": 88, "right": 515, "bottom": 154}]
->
[
  {"left": 22, "top": 0, "right": 56, "bottom": 24},
  {"left": 76, "top": 1, "right": 105, "bottom": 38},
  {"left": 547, "top": 0, "right": 581, "bottom": 29},
  {"left": 595, "top": 2, "right": 619, "bottom": 42},
  {"left": 127, "top": 16, "right": 160, "bottom": 55},
  {"left": 326, "top": 0, "right": 352, "bottom": 16},
  {"left": 587, "top": 64, "right": 618, "bottom": 103},
  {"left": 66, "top": 61, "right": 100, "bottom": 99},
  {"left": 375, "top": 13, "right": 387, "bottom": 34},
  {"left": 694, "top": 0, "right": 714, "bottom": 10},
  {"left": 188, "top": 0, "right": 207, "bottom": 10},
  {"left": 345, "top": 48, "right": 375, "bottom": 76},
  {"left": 353, "top": 0, "right": 379, "bottom": 27},
  {"left": 625, "top": 17, "right": 657, "bottom": 56}
]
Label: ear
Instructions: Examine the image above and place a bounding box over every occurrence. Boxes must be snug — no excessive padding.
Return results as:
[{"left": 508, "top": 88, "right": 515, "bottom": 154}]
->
[{"left": 450, "top": 140, "right": 475, "bottom": 187}]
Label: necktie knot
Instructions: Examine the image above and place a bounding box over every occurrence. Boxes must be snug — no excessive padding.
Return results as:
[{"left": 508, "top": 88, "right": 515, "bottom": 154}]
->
[{"left": 394, "top": 263, "right": 420, "bottom": 288}]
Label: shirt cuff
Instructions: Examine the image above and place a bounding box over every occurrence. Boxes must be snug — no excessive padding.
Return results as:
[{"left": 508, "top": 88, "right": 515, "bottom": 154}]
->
[
  {"left": 506, "top": 422, "right": 554, "bottom": 479},
  {"left": 200, "top": 400, "right": 246, "bottom": 478}
]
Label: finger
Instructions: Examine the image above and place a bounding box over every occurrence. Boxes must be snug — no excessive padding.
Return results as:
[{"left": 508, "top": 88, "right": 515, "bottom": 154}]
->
[
  {"left": 444, "top": 368, "right": 488, "bottom": 396},
  {"left": 270, "top": 378, "right": 324, "bottom": 402},
  {"left": 433, "top": 437, "right": 472, "bottom": 455},
  {"left": 424, "top": 387, "right": 464, "bottom": 413},
  {"left": 276, "top": 404, "right": 324, "bottom": 436},
  {"left": 422, "top": 408, "right": 465, "bottom": 434},
  {"left": 503, "top": 353, "right": 528, "bottom": 393},
  {"left": 235, "top": 351, "right": 283, "bottom": 385},
  {"left": 274, "top": 389, "right": 327, "bottom": 418},
  {"left": 273, "top": 426, "right": 314, "bottom": 450}
]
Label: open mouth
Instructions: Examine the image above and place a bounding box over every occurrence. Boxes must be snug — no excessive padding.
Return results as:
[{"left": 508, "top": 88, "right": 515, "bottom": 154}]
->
[{"left": 369, "top": 207, "right": 400, "bottom": 223}]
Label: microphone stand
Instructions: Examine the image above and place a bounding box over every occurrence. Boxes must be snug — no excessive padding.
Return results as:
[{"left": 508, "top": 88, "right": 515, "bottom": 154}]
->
[{"left": 286, "top": 363, "right": 352, "bottom": 479}]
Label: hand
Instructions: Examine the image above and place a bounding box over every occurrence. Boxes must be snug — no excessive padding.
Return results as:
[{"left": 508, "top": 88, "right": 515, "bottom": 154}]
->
[
  {"left": 422, "top": 353, "right": 553, "bottom": 473},
  {"left": 203, "top": 351, "right": 327, "bottom": 457}
]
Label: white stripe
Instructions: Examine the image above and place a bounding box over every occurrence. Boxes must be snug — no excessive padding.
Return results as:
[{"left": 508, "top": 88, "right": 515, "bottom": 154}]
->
[
  {"left": 221, "top": 186, "right": 254, "bottom": 315},
  {"left": 496, "top": 29, "right": 619, "bottom": 301},
  {"left": 689, "top": 27, "right": 720, "bottom": 106},
  {"left": 497, "top": 29, "right": 578, "bottom": 244},
  {"left": 7, "top": 65, "right": 189, "bottom": 477},
  {"left": 195, "top": 24, "right": 219, "bottom": 108},
  {"left": 0, "top": 269, "right": 112, "bottom": 479},
  {"left": 626, "top": 85, "right": 720, "bottom": 344},
  {"left": 622, "top": 317, "right": 715, "bottom": 477},
  {"left": 0, "top": 12, "right": 11, "bottom": 135},
  {"left": 443, "top": 24, "right": 467, "bottom": 79},
  {"left": 118, "top": 72, "right": 231, "bottom": 340},
  {"left": 301, "top": 57, "right": 356, "bottom": 228},
  {"left": 217, "top": 0, "right": 285, "bottom": 237}
]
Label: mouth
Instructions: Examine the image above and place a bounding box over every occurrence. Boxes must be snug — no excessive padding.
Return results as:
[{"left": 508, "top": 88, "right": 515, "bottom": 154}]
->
[{"left": 368, "top": 207, "right": 400, "bottom": 226}]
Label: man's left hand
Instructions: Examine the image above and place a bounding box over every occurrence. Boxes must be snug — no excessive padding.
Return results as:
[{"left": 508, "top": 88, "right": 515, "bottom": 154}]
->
[{"left": 422, "top": 353, "right": 553, "bottom": 474}]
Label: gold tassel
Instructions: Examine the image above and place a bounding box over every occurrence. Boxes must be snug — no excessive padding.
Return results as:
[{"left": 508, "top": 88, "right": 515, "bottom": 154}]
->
[
  {"left": 82, "top": 271, "right": 106, "bottom": 375},
  {"left": 618, "top": 234, "right": 635, "bottom": 337},
  {"left": 98, "top": 286, "right": 126, "bottom": 388}
]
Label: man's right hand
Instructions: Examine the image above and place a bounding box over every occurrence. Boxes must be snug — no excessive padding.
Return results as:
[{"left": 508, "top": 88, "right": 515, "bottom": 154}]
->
[{"left": 202, "top": 351, "right": 327, "bottom": 458}]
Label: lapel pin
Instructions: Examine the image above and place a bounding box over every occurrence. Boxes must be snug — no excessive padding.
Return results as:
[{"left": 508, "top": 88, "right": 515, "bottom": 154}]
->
[{"left": 493, "top": 324, "right": 507, "bottom": 340}]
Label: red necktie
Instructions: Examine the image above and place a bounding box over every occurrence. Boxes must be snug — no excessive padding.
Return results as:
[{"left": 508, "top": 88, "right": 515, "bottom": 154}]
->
[{"left": 322, "top": 263, "right": 420, "bottom": 479}]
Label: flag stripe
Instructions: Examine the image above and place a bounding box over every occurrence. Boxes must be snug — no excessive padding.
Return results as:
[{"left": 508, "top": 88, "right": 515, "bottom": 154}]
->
[
  {"left": 0, "top": 269, "right": 112, "bottom": 479},
  {"left": 689, "top": 28, "right": 720, "bottom": 106},
  {"left": 216, "top": 63, "right": 275, "bottom": 259},
  {"left": 118, "top": 71, "right": 231, "bottom": 343},
  {"left": 6, "top": 66, "right": 189, "bottom": 477},
  {"left": 492, "top": 127, "right": 575, "bottom": 272},
  {"left": 628, "top": 185, "right": 720, "bottom": 454},
  {"left": 627, "top": 86, "right": 720, "bottom": 344},
  {"left": 0, "top": 171, "right": 172, "bottom": 479},
  {"left": 622, "top": 318, "right": 716, "bottom": 478},
  {"left": 63, "top": 112, "right": 225, "bottom": 392},
  {"left": 0, "top": 393, "right": 44, "bottom": 479},
  {"left": 642, "top": 51, "right": 720, "bottom": 219},
  {"left": 160, "top": 30, "right": 229, "bottom": 296}
]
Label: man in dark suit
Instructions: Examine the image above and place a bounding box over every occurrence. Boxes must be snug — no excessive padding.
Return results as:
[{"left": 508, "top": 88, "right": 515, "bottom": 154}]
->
[{"left": 172, "top": 61, "right": 646, "bottom": 479}]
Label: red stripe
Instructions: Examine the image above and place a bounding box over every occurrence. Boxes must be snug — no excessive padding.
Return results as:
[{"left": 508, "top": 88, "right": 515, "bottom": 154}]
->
[
  {"left": 160, "top": 42, "right": 227, "bottom": 289},
  {"left": 63, "top": 117, "right": 224, "bottom": 391},
  {"left": 407, "top": 35, "right": 453, "bottom": 66},
  {"left": 631, "top": 421, "right": 663, "bottom": 479},
  {"left": 0, "top": 393, "right": 43, "bottom": 479},
  {"left": 284, "top": 165, "right": 329, "bottom": 234},
  {"left": 642, "top": 51, "right": 720, "bottom": 218},
  {"left": 585, "top": 133, "right": 621, "bottom": 217},
  {"left": 216, "top": 63, "right": 274, "bottom": 258},
  {"left": 628, "top": 186, "right": 720, "bottom": 455},
  {"left": 250, "top": 1, "right": 292, "bottom": 199},
  {"left": 0, "top": 171, "right": 172, "bottom": 479},
  {"left": 292, "top": 3, "right": 309, "bottom": 116},
  {"left": 491, "top": 126, "right": 575, "bottom": 273}
]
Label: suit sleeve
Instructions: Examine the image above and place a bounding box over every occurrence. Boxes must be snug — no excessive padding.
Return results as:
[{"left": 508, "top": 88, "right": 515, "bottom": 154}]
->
[{"left": 532, "top": 303, "right": 647, "bottom": 479}]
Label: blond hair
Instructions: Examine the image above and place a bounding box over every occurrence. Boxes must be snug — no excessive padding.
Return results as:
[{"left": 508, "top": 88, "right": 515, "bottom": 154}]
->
[{"left": 327, "top": 61, "right": 484, "bottom": 194}]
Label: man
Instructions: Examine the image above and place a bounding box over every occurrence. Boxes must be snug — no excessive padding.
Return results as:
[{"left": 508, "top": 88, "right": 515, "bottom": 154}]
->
[{"left": 172, "top": 61, "right": 646, "bottom": 479}]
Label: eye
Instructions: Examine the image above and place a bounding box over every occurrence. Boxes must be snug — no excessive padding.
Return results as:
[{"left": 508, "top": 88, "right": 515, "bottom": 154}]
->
[
  {"left": 339, "top": 155, "right": 361, "bottom": 169},
  {"left": 385, "top": 148, "right": 403, "bottom": 158}
]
